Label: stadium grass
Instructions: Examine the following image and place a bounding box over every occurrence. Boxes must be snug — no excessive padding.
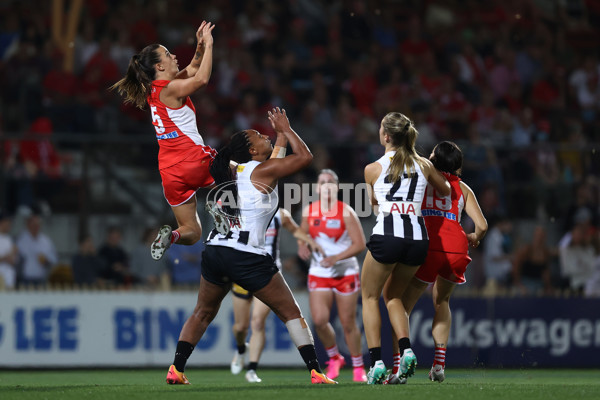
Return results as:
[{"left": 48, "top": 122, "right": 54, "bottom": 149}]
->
[{"left": 0, "top": 368, "right": 598, "bottom": 400}]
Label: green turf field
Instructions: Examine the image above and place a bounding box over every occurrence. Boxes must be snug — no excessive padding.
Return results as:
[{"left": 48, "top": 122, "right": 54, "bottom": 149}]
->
[{"left": 0, "top": 368, "right": 598, "bottom": 400}]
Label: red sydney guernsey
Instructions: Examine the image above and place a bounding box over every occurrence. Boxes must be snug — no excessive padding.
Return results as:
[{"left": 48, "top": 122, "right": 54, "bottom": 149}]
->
[
  {"left": 421, "top": 173, "right": 468, "bottom": 254},
  {"left": 147, "top": 80, "right": 210, "bottom": 170}
]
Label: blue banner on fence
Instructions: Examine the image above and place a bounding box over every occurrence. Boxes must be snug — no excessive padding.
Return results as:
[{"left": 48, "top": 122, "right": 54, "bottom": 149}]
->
[
  {"left": 1, "top": 293, "right": 598, "bottom": 368},
  {"left": 323, "top": 296, "right": 600, "bottom": 368}
]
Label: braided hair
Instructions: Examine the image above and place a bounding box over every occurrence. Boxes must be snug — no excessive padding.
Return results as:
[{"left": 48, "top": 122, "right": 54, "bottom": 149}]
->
[{"left": 209, "top": 131, "right": 253, "bottom": 217}]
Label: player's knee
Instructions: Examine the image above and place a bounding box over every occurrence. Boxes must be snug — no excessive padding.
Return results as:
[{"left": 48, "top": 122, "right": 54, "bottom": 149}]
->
[
  {"left": 192, "top": 306, "right": 217, "bottom": 324},
  {"left": 312, "top": 315, "right": 329, "bottom": 328},
  {"left": 362, "top": 290, "right": 381, "bottom": 302},
  {"left": 188, "top": 228, "right": 201, "bottom": 244},
  {"left": 251, "top": 318, "right": 265, "bottom": 332},
  {"left": 340, "top": 318, "right": 357, "bottom": 334},
  {"left": 232, "top": 321, "right": 249, "bottom": 334},
  {"left": 277, "top": 307, "right": 302, "bottom": 324}
]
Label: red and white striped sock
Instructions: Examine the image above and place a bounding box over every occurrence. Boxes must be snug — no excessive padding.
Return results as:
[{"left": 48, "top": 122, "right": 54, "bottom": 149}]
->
[
  {"left": 433, "top": 347, "right": 446, "bottom": 368},
  {"left": 351, "top": 355, "right": 364, "bottom": 368},
  {"left": 391, "top": 353, "right": 401, "bottom": 375},
  {"left": 325, "top": 345, "right": 340, "bottom": 358},
  {"left": 171, "top": 230, "right": 180, "bottom": 244}
]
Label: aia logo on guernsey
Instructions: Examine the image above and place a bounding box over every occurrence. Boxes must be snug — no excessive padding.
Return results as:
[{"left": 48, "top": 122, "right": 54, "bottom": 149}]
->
[{"left": 389, "top": 202, "right": 417, "bottom": 214}]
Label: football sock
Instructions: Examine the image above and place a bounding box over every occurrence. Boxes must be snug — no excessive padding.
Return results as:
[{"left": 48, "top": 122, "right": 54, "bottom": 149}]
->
[
  {"left": 173, "top": 341, "right": 195, "bottom": 372},
  {"left": 237, "top": 343, "right": 247, "bottom": 354},
  {"left": 325, "top": 345, "right": 340, "bottom": 358},
  {"left": 368, "top": 347, "right": 381, "bottom": 368},
  {"left": 392, "top": 353, "right": 401, "bottom": 375},
  {"left": 351, "top": 355, "right": 364, "bottom": 368},
  {"left": 398, "top": 338, "right": 411, "bottom": 356},
  {"left": 434, "top": 346, "right": 446, "bottom": 367},
  {"left": 171, "top": 230, "right": 180, "bottom": 244},
  {"left": 299, "top": 345, "right": 321, "bottom": 373}
]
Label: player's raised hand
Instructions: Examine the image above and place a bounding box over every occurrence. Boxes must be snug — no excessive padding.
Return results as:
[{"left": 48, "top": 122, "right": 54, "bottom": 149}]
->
[
  {"left": 268, "top": 107, "right": 291, "bottom": 134},
  {"left": 197, "top": 21, "right": 215, "bottom": 47},
  {"left": 196, "top": 21, "right": 207, "bottom": 42}
]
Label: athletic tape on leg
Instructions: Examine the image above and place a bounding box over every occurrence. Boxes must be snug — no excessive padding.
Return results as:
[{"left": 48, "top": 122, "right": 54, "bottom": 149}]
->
[{"left": 285, "top": 318, "right": 314, "bottom": 347}]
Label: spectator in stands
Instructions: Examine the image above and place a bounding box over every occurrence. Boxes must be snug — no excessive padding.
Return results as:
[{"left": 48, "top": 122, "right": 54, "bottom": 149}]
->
[
  {"left": 558, "top": 207, "right": 598, "bottom": 294},
  {"left": 166, "top": 241, "right": 204, "bottom": 286},
  {"left": 41, "top": 48, "right": 81, "bottom": 133},
  {"left": 2, "top": 134, "right": 35, "bottom": 213},
  {"left": 71, "top": 233, "right": 105, "bottom": 286},
  {"left": 568, "top": 55, "right": 600, "bottom": 125},
  {"left": 16, "top": 212, "right": 57, "bottom": 285},
  {"left": 130, "top": 227, "right": 169, "bottom": 288},
  {"left": 19, "top": 117, "right": 64, "bottom": 208},
  {"left": 584, "top": 256, "right": 600, "bottom": 297},
  {"left": 98, "top": 226, "right": 131, "bottom": 286},
  {"left": 512, "top": 225, "right": 556, "bottom": 295},
  {"left": 0, "top": 211, "right": 18, "bottom": 289},
  {"left": 562, "top": 179, "right": 600, "bottom": 233},
  {"left": 482, "top": 215, "right": 514, "bottom": 291}
]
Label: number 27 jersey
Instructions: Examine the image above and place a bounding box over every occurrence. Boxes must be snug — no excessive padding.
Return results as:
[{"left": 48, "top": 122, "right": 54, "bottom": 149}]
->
[{"left": 371, "top": 151, "right": 429, "bottom": 240}]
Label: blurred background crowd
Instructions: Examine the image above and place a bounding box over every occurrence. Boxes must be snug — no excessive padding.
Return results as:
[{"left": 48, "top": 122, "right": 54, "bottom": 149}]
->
[{"left": 0, "top": 0, "right": 599, "bottom": 296}]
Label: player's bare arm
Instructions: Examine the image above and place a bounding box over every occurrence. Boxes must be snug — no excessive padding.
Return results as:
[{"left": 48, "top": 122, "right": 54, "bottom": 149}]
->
[
  {"left": 364, "top": 162, "right": 381, "bottom": 215},
  {"left": 280, "top": 208, "right": 324, "bottom": 256},
  {"left": 320, "top": 205, "right": 366, "bottom": 267},
  {"left": 163, "top": 22, "right": 214, "bottom": 103},
  {"left": 252, "top": 108, "right": 312, "bottom": 190},
  {"left": 421, "top": 157, "right": 451, "bottom": 197},
  {"left": 460, "top": 181, "right": 488, "bottom": 248},
  {"left": 174, "top": 21, "right": 210, "bottom": 80}
]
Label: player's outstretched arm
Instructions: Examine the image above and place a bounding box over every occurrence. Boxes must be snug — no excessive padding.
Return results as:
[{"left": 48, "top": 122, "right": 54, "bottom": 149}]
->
[
  {"left": 253, "top": 108, "right": 313, "bottom": 188},
  {"left": 167, "top": 22, "right": 215, "bottom": 99},
  {"left": 280, "top": 208, "right": 325, "bottom": 256}
]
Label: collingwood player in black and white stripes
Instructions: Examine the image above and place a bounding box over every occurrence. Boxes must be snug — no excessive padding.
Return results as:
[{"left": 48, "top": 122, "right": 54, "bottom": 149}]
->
[
  {"left": 165, "top": 107, "right": 337, "bottom": 385},
  {"left": 361, "top": 112, "right": 450, "bottom": 384}
]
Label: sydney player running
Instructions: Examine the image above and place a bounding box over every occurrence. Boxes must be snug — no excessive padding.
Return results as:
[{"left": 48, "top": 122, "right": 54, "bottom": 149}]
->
[
  {"left": 361, "top": 112, "right": 450, "bottom": 384},
  {"left": 298, "top": 169, "right": 368, "bottom": 382},
  {"left": 384, "top": 141, "right": 486, "bottom": 383},
  {"left": 111, "top": 21, "right": 216, "bottom": 261},
  {"left": 230, "top": 208, "right": 324, "bottom": 383},
  {"left": 166, "top": 108, "right": 336, "bottom": 385}
]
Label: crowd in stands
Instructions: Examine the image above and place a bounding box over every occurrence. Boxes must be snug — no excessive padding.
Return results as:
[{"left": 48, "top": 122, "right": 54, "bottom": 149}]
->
[
  {"left": 1, "top": 0, "right": 600, "bottom": 294},
  {"left": 0, "top": 208, "right": 205, "bottom": 290}
]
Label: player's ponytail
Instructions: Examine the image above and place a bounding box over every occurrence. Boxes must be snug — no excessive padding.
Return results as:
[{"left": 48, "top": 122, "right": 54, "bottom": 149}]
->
[
  {"left": 209, "top": 131, "right": 253, "bottom": 217},
  {"left": 431, "top": 141, "right": 463, "bottom": 176},
  {"left": 110, "top": 44, "right": 161, "bottom": 109},
  {"left": 383, "top": 112, "right": 425, "bottom": 182}
]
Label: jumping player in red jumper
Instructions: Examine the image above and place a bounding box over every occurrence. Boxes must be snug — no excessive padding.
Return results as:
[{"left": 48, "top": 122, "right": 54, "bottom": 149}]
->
[{"left": 111, "top": 21, "right": 217, "bottom": 260}]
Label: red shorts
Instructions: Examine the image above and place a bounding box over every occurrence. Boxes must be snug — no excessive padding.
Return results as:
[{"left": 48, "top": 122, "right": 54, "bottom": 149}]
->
[
  {"left": 159, "top": 146, "right": 216, "bottom": 206},
  {"left": 307, "top": 274, "right": 360, "bottom": 295},
  {"left": 414, "top": 250, "right": 471, "bottom": 284}
]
